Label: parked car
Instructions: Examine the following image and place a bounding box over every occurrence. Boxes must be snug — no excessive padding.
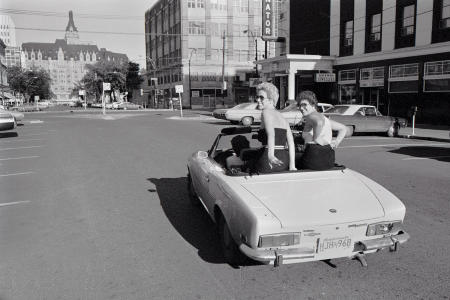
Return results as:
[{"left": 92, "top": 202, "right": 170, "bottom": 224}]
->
[
  {"left": 224, "top": 103, "right": 260, "bottom": 126},
  {"left": 187, "top": 126, "right": 409, "bottom": 266},
  {"left": 115, "top": 102, "right": 142, "bottom": 110},
  {"left": 0, "top": 109, "right": 16, "bottom": 131},
  {"left": 5, "top": 107, "right": 24, "bottom": 124},
  {"left": 325, "top": 105, "right": 407, "bottom": 137}
]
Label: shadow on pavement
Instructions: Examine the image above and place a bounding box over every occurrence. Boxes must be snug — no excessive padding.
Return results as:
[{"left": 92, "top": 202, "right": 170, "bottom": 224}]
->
[
  {"left": 0, "top": 131, "right": 18, "bottom": 138},
  {"left": 148, "top": 177, "right": 226, "bottom": 264},
  {"left": 389, "top": 146, "right": 450, "bottom": 162}
]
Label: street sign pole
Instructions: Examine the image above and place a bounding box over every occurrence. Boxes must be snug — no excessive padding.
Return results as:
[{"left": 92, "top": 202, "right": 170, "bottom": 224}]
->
[{"left": 175, "top": 84, "right": 184, "bottom": 118}]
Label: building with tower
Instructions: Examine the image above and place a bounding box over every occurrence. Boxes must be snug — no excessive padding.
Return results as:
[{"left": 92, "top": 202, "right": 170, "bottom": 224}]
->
[{"left": 21, "top": 11, "right": 128, "bottom": 101}]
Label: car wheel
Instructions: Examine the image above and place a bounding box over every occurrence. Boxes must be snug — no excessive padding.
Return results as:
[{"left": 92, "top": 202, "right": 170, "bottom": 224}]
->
[
  {"left": 187, "top": 173, "right": 201, "bottom": 207},
  {"left": 345, "top": 125, "right": 354, "bottom": 137},
  {"left": 386, "top": 125, "right": 395, "bottom": 137},
  {"left": 241, "top": 116, "right": 253, "bottom": 126},
  {"left": 219, "top": 215, "right": 241, "bottom": 266}
]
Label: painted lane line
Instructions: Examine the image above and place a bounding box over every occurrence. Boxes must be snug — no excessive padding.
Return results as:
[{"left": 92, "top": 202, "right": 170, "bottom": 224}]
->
[
  {"left": 0, "top": 201, "right": 31, "bottom": 207},
  {"left": 29, "top": 120, "right": 44, "bottom": 124},
  {"left": 339, "top": 143, "right": 448, "bottom": 149},
  {"left": 0, "top": 171, "right": 34, "bottom": 177},
  {"left": 0, "top": 138, "right": 43, "bottom": 143},
  {"left": 0, "top": 156, "right": 40, "bottom": 161},
  {"left": 0, "top": 145, "right": 43, "bottom": 151},
  {"left": 402, "top": 156, "right": 450, "bottom": 160}
]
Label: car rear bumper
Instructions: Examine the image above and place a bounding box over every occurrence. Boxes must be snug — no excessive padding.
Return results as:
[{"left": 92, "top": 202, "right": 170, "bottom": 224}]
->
[{"left": 239, "top": 231, "right": 409, "bottom": 266}]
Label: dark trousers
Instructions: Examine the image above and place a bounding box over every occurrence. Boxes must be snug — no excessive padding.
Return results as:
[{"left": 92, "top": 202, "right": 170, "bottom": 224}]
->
[{"left": 298, "top": 144, "right": 335, "bottom": 170}]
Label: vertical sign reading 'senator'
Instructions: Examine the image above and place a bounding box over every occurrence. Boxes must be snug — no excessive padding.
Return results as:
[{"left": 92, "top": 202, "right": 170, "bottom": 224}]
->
[{"left": 262, "top": 0, "right": 276, "bottom": 41}]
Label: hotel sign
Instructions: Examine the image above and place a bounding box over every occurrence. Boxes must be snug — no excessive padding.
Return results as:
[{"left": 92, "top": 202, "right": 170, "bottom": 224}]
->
[
  {"left": 262, "top": 0, "right": 277, "bottom": 41},
  {"left": 315, "top": 73, "right": 336, "bottom": 82}
]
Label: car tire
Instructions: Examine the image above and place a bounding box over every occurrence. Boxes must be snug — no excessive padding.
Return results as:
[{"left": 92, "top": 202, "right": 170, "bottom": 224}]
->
[
  {"left": 241, "top": 116, "right": 253, "bottom": 126},
  {"left": 187, "top": 173, "right": 201, "bottom": 207},
  {"left": 219, "top": 215, "right": 241, "bottom": 266},
  {"left": 345, "top": 125, "right": 354, "bottom": 137},
  {"left": 386, "top": 124, "right": 396, "bottom": 137}
]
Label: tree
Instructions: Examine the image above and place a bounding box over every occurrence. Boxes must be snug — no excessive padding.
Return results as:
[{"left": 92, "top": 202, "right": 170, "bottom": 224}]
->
[
  {"left": 7, "top": 66, "right": 53, "bottom": 102},
  {"left": 125, "top": 62, "right": 144, "bottom": 99},
  {"left": 78, "top": 60, "right": 127, "bottom": 102}
]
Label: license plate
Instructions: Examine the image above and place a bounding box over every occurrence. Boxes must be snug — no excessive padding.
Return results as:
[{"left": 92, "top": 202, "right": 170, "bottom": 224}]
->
[{"left": 319, "top": 237, "right": 352, "bottom": 252}]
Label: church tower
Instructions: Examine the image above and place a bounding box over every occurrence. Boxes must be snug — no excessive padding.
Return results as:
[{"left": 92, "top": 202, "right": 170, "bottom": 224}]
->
[{"left": 64, "top": 11, "right": 80, "bottom": 45}]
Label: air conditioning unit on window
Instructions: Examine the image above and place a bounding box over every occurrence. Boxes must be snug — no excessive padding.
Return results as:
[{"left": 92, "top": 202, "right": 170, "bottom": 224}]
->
[
  {"left": 439, "top": 18, "right": 450, "bottom": 29},
  {"left": 401, "top": 26, "right": 414, "bottom": 36},
  {"left": 369, "top": 32, "right": 381, "bottom": 41}
]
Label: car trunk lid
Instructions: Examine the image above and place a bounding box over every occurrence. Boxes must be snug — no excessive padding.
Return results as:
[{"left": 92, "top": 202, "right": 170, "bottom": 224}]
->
[{"left": 240, "top": 170, "right": 384, "bottom": 227}]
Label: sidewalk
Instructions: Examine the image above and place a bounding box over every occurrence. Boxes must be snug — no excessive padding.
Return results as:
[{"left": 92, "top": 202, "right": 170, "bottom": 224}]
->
[{"left": 398, "top": 124, "right": 450, "bottom": 143}]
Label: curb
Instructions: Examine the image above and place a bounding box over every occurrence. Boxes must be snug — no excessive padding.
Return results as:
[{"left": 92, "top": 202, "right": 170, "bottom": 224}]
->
[{"left": 398, "top": 134, "right": 450, "bottom": 143}]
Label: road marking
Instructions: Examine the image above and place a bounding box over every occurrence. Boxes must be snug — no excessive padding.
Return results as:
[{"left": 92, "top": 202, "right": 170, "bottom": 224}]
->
[
  {"left": 0, "top": 156, "right": 39, "bottom": 161},
  {"left": 402, "top": 156, "right": 450, "bottom": 160},
  {"left": 0, "top": 138, "right": 43, "bottom": 143},
  {"left": 339, "top": 143, "right": 448, "bottom": 149},
  {"left": 0, "top": 171, "right": 34, "bottom": 177},
  {"left": 0, "top": 201, "right": 31, "bottom": 207},
  {"left": 19, "top": 133, "right": 51, "bottom": 137},
  {"left": 29, "top": 120, "right": 43, "bottom": 124},
  {"left": 0, "top": 145, "right": 43, "bottom": 151}
]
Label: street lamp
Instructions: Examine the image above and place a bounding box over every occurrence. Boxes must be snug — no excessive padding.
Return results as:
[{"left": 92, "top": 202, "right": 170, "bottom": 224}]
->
[
  {"left": 188, "top": 48, "right": 196, "bottom": 109},
  {"left": 243, "top": 30, "right": 258, "bottom": 77}
]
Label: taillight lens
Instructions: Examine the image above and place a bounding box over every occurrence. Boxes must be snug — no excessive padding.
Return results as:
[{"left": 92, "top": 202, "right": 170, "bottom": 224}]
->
[{"left": 258, "top": 233, "right": 300, "bottom": 247}]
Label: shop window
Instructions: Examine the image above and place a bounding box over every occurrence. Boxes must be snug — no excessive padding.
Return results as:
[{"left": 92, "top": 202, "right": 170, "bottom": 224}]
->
[
  {"left": 390, "top": 63, "right": 418, "bottom": 79},
  {"left": 339, "top": 69, "right": 357, "bottom": 82},
  {"left": 424, "top": 60, "right": 450, "bottom": 92},
  {"left": 401, "top": 5, "right": 415, "bottom": 36}
]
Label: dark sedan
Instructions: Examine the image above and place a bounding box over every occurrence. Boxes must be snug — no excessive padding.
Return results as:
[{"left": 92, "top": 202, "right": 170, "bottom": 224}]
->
[{"left": 325, "top": 105, "right": 407, "bottom": 137}]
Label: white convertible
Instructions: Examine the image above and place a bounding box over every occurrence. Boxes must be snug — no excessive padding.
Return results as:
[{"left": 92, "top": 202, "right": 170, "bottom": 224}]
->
[{"left": 187, "top": 127, "right": 409, "bottom": 266}]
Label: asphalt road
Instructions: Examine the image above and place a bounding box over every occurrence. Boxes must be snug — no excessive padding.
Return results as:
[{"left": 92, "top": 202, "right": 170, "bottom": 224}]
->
[{"left": 0, "top": 110, "right": 449, "bottom": 300}]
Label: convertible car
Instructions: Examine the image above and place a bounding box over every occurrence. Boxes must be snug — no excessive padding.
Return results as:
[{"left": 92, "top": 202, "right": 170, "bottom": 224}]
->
[
  {"left": 187, "top": 127, "right": 409, "bottom": 266},
  {"left": 325, "top": 105, "right": 407, "bottom": 137}
]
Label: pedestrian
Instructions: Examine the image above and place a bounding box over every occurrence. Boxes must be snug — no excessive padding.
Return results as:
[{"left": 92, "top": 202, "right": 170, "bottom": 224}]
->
[{"left": 296, "top": 90, "right": 347, "bottom": 170}]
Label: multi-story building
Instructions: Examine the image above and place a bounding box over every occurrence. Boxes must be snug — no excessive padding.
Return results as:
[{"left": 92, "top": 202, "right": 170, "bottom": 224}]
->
[
  {"left": 0, "top": 38, "right": 9, "bottom": 103},
  {"left": 0, "top": 14, "right": 22, "bottom": 68},
  {"left": 144, "top": 0, "right": 277, "bottom": 109},
  {"left": 21, "top": 11, "right": 128, "bottom": 101},
  {"left": 260, "top": 0, "right": 450, "bottom": 124}
]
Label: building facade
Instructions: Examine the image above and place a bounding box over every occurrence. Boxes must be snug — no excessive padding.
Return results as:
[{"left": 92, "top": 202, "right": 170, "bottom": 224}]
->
[
  {"left": 144, "top": 0, "right": 277, "bottom": 109},
  {"left": 0, "top": 15, "right": 22, "bottom": 68},
  {"left": 0, "top": 38, "right": 8, "bottom": 102},
  {"left": 259, "top": 0, "right": 450, "bottom": 124},
  {"left": 21, "top": 11, "right": 128, "bottom": 101}
]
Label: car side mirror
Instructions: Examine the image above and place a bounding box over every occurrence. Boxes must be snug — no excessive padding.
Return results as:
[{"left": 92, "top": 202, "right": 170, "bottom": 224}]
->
[{"left": 197, "top": 151, "right": 208, "bottom": 159}]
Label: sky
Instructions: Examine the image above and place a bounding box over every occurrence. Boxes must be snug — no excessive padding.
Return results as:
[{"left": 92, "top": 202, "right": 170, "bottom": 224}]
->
[{"left": 1, "top": 0, "right": 157, "bottom": 69}]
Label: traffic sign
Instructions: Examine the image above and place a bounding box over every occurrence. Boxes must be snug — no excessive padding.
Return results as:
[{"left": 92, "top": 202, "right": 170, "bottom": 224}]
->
[
  {"left": 175, "top": 85, "right": 183, "bottom": 93},
  {"left": 103, "top": 83, "right": 111, "bottom": 91}
]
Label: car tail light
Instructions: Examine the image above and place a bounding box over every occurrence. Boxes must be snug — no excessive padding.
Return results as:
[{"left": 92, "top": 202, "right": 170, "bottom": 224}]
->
[
  {"left": 366, "top": 221, "right": 402, "bottom": 236},
  {"left": 258, "top": 233, "right": 300, "bottom": 248}
]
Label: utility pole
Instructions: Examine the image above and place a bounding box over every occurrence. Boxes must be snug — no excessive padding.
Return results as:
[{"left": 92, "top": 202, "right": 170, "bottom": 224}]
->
[{"left": 221, "top": 30, "right": 225, "bottom": 90}]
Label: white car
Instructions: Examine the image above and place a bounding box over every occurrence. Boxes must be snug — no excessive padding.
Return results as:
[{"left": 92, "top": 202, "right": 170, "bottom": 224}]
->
[
  {"left": 0, "top": 106, "right": 24, "bottom": 124},
  {"left": 187, "top": 126, "right": 409, "bottom": 266},
  {"left": 224, "top": 103, "right": 260, "bottom": 126},
  {"left": 0, "top": 109, "right": 16, "bottom": 131}
]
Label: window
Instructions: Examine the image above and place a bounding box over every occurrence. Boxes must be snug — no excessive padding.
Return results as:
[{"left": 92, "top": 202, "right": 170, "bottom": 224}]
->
[
  {"left": 197, "top": 0, "right": 204, "bottom": 8},
  {"left": 339, "top": 69, "right": 356, "bottom": 82},
  {"left": 344, "top": 20, "right": 353, "bottom": 46},
  {"left": 188, "top": 22, "right": 205, "bottom": 35},
  {"left": 423, "top": 60, "right": 450, "bottom": 92},
  {"left": 370, "top": 13, "right": 381, "bottom": 41},
  {"left": 390, "top": 63, "right": 419, "bottom": 78},
  {"left": 441, "top": 0, "right": 450, "bottom": 28},
  {"left": 188, "top": 0, "right": 195, "bottom": 8},
  {"left": 401, "top": 5, "right": 415, "bottom": 36}
]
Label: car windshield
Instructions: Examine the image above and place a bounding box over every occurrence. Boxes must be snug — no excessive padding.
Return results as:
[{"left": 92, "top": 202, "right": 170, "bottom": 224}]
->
[
  {"left": 326, "top": 106, "right": 350, "bottom": 114},
  {"left": 280, "top": 104, "right": 298, "bottom": 112},
  {"left": 234, "top": 103, "right": 256, "bottom": 109}
]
